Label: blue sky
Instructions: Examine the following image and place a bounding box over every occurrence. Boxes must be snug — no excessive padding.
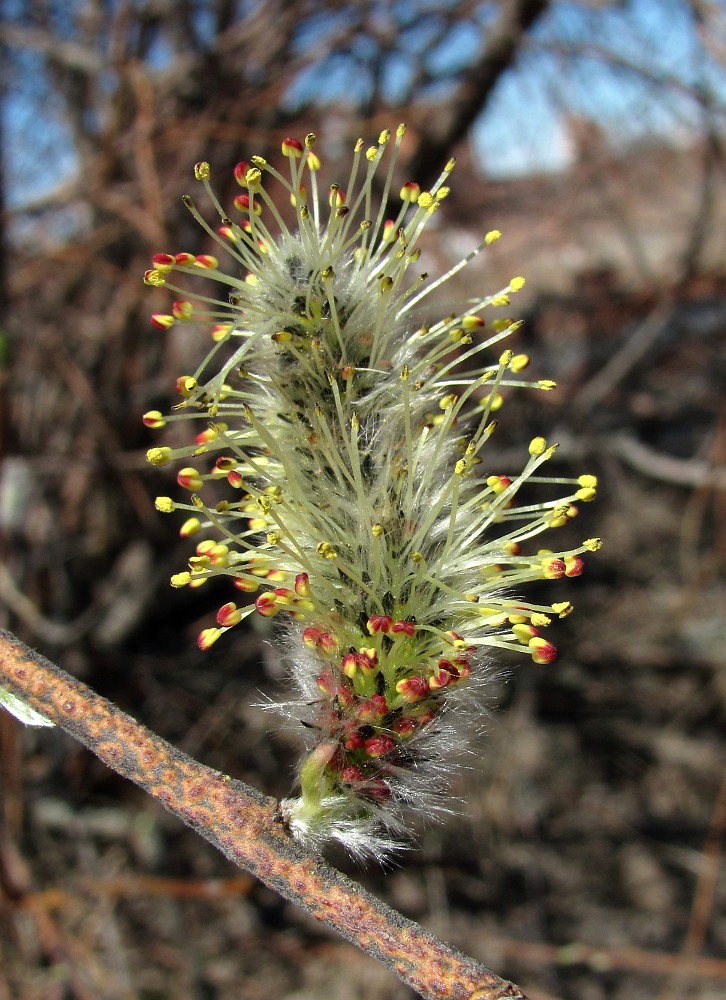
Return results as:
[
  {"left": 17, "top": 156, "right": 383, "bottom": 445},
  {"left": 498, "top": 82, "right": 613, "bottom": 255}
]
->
[{"left": 3, "top": 0, "right": 725, "bottom": 209}]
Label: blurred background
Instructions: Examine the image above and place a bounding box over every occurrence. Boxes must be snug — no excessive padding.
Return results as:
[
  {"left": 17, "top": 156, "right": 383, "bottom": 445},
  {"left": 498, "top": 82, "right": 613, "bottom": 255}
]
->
[{"left": 1, "top": 1, "right": 725, "bottom": 998}]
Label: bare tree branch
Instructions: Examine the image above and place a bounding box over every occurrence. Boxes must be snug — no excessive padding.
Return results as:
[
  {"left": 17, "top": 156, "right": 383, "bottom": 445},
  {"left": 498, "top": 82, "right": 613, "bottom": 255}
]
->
[
  {"left": 405, "top": 0, "right": 550, "bottom": 186},
  {"left": 0, "top": 629, "right": 528, "bottom": 1000}
]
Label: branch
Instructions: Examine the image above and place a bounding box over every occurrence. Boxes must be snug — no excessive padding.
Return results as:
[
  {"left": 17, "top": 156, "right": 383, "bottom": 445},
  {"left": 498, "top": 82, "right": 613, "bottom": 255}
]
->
[
  {"left": 405, "top": 0, "right": 550, "bottom": 187},
  {"left": 0, "top": 629, "right": 526, "bottom": 1000}
]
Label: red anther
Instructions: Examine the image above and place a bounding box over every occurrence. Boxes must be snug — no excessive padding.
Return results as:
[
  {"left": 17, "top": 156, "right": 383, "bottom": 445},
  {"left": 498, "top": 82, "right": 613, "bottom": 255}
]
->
[
  {"left": 172, "top": 300, "right": 193, "bottom": 320},
  {"left": 151, "top": 253, "right": 174, "bottom": 269},
  {"left": 341, "top": 652, "right": 358, "bottom": 678},
  {"left": 176, "top": 468, "right": 201, "bottom": 490},
  {"left": 142, "top": 411, "right": 165, "bottom": 428},
  {"left": 392, "top": 717, "right": 417, "bottom": 738},
  {"left": 367, "top": 615, "right": 392, "bottom": 635},
  {"left": 150, "top": 313, "right": 174, "bottom": 330},
  {"left": 487, "top": 475, "right": 512, "bottom": 494},
  {"left": 233, "top": 577, "right": 258, "bottom": 593},
  {"left": 197, "top": 628, "right": 221, "bottom": 651},
  {"left": 337, "top": 684, "right": 354, "bottom": 709},
  {"left": 234, "top": 194, "right": 261, "bottom": 216},
  {"left": 530, "top": 637, "right": 557, "bottom": 664},
  {"left": 429, "top": 669, "right": 454, "bottom": 690},
  {"left": 174, "top": 252, "right": 196, "bottom": 266},
  {"left": 447, "top": 631, "right": 466, "bottom": 643},
  {"left": 366, "top": 777, "right": 392, "bottom": 802},
  {"left": 233, "top": 161, "right": 249, "bottom": 185},
  {"left": 318, "top": 632, "right": 337, "bottom": 655},
  {"left": 273, "top": 587, "right": 291, "bottom": 598},
  {"left": 415, "top": 709, "right": 436, "bottom": 727},
  {"left": 400, "top": 181, "right": 420, "bottom": 202},
  {"left": 364, "top": 736, "right": 394, "bottom": 759},
  {"left": 340, "top": 765, "right": 366, "bottom": 785},
  {"left": 395, "top": 675, "right": 430, "bottom": 702},
  {"left": 213, "top": 456, "right": 236, "bottom": 473},
  {"left": 216, "top": 602, "right": 241, "bottom": 627},
  {"left": 316, "top": 669, "right": 337, "bottom": 695},
  {"left": 255, "top": 593, "right": 278, "bottom": 618},
  {"left": 303, "top": 627, "right": 322, "bottom": 649},
  {"left": 344, "top": 732, "right": 365, "bottom": 751},
  {"left": 294, "top": 573, "right": 310, "bottom": 597},
  {"left": 565, "top": 555, "right": 584, "bottom": 577},
  {"left": 357, "top": 695, "right": 388, "bottom": 723},
  {"left": 282, "top": 137, "right": 304, "bottom": 157},
  {"left": 356, "top": 648, "right": 378, "bottom": 672},
  {"left": 542, "top": 558, "right": 566, "bottom": 579},
  {"left": 195, "top": 254, "right": 217, "bottom": 269},
  {"left": 391, "top": 620, "right": 416, "bottom": 637},
  {"left": 227, "top": 470, "right": 243, "bottom": 488},
  {"left": 176, "top": 375, "right": 196, "bottom": 397}
]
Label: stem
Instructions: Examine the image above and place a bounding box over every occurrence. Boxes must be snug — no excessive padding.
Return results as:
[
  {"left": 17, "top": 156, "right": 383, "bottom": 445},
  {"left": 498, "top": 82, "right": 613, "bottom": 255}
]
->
[{"left": 0, "top": 629, "right": 526, "bottom": 1000}]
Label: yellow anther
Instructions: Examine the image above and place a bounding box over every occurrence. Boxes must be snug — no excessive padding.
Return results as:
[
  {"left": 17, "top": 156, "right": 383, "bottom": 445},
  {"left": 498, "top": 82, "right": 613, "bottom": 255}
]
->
[
  {"left": 510, "top": 276, "right": 526, "bottom": 291},
  {"left": 180, "top": 517, "right": 201, "bottom": 537},
  {"left": 155, "top": 497, "right": 175, "bottom": 513},
  {"left": 583, "top": 538, "right": 603, "bottom": 551},
  {"left": 194, "top": 161, "right": 210, "bottom": 180},
  {"left": 146, "top": 447, "right": 172, "bottom": 466},
  {"left": 171, "top": 572, "right": 192, "bottom": 588},
  {"left": 529, "top": 437, "right": 547, "bottom": 456},
  {"left": 245, "top": 167, "right": 262, "bottom": 188},
  {"left": 576, "top": 485, "right": 597, "bottom": 502},
  {"left": 531, "top": 613, "right": 552, "bottom": 627},
  {"left": 485, "top": 230, "right": 501, "bottom": 244}
]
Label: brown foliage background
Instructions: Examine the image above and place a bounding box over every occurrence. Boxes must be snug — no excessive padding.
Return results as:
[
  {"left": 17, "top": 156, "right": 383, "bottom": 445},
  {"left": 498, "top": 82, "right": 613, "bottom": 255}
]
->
[{"left": 1, "top": 2, "right": 725, "bottom": 998}]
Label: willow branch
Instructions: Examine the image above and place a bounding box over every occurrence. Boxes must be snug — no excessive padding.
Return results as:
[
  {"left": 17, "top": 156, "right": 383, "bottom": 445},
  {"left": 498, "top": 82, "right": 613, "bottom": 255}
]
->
[{"left": 0, "top": 629, "right": 526, "bottom": 1000}]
